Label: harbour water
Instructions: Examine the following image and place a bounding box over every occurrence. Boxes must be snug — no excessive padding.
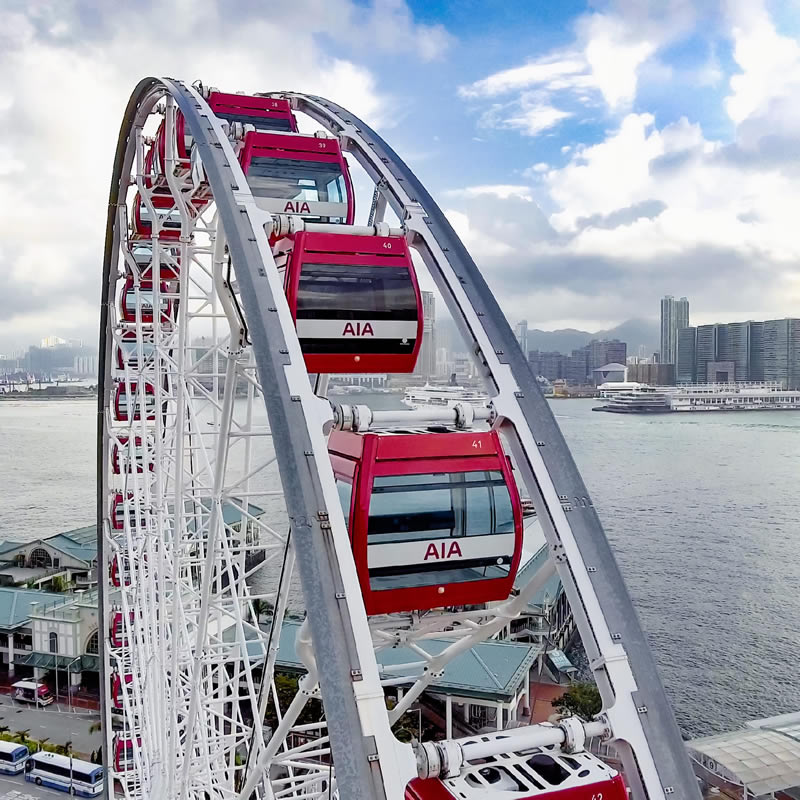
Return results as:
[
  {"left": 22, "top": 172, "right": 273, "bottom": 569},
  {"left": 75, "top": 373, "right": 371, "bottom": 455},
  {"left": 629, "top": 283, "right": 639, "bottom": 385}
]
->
[{"left": 1, "top": 395, "right": 798, "bottom": 737}]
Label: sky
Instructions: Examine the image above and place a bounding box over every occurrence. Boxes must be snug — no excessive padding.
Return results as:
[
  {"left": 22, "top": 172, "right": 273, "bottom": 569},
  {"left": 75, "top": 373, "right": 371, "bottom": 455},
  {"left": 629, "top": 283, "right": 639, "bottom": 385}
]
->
[{"left": 1, "top": 0, "right": 799, "bottom": 353}]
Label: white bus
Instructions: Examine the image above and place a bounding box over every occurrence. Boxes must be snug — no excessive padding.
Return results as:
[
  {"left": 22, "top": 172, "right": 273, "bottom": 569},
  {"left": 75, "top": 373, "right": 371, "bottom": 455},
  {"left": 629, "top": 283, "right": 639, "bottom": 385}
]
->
[
  {"left": 0, "top": 740, "right": 29, "bottom": 774},
  {"left": 25, "top": 751, "right": 104, "bottom": 796}
]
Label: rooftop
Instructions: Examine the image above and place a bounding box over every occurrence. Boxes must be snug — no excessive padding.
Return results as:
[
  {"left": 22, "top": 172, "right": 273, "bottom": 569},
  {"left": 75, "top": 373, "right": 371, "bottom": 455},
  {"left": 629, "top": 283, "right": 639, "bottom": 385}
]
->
[
  {"left": 688, "top": 711, "right": 800, "bottom": 796},
  {"left": 0, "top": 587, "right": 64, "bottom": 630},
  {"left": 239, "top": 620, "right": 539, "bottom": 702}
]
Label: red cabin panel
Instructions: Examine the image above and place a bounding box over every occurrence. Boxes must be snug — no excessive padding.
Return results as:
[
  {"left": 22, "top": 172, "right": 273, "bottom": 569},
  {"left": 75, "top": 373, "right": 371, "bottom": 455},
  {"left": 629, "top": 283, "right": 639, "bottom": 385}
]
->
[
  {"left": 285, "top": 232, "right": 422, "bottom": 374},
  {"left": 239, "top": 132, "right": 354, "bottom": 227},
  {"left": 114, "top": 381, "right": 156, "bottom": 422},
  {"left": 112, "top": 435, "right": 153, "bottom": 474},
  {"left": 111, "top": 673, "right": 133, "bottom": 710},
  {"left": 208, "top": 91, "right": 297, "bottom": 132},
  {"left": 407, "top": 748, "right": 627, "bottom": 800},
  {"left": 119, "top": 277, "right": 173, "bottom": 324},
  {"left": 110, "top": 492, "right": 147, "bottom": 531},
  {"left": 110, "top": 610, "right": 134, "bottom": 649},
  {"left": 109, "top": 553, "right": 131, "bottom": 588},
  {"left": 329, "top": 429, "right": 523, "bottom": 615},
  {"left": 113, "top": 735, "right": 141, "bottom": 772}
]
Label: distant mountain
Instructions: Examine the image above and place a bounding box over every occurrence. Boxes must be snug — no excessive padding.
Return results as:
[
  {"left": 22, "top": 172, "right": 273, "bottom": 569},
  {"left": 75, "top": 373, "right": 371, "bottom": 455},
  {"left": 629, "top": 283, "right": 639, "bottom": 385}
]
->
[
  {"left": 526, "top": 318, "right": 659, "bottom": 356},
  {"left": 435, "top": 316, "right": 660, "bottom": 357}
]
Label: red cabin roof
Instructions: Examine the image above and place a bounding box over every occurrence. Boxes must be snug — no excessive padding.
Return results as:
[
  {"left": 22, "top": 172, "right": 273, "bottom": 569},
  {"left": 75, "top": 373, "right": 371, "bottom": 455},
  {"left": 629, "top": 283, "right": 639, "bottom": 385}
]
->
[
  {"left": 208, "top": 92, "right": 297, "bottom": 132},
  {"left": 239, "top": 132, "right": 354, "bottom": 225},
  {"left": 328, "top": 429, "right": 522, "bottom": 615},
  {"left": 284, "top": 232, "right": 422, "bottom": 374}
]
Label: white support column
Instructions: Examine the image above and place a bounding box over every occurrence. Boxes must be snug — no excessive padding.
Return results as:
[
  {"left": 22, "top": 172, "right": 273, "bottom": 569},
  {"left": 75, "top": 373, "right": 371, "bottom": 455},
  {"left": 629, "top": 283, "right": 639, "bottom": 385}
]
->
[
  {"left": 445, "top": 696, "right": 453, "bottom": 739},
  {"left": 7, "top": 641, "right": 14, "bottom": 678},
  {"left": 497, "top": 701, "right": 503, "bottom": 731}
]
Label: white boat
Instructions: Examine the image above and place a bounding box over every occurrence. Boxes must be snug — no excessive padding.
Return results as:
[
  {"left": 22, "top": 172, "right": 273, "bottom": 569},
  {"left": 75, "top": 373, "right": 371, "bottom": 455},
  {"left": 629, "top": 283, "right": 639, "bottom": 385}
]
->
[
  {"left": 402, "top": 383, "right": 489, "bottom": 409},
  {"left": 593, "top": 388, "right": 672, "bottom": 414}
]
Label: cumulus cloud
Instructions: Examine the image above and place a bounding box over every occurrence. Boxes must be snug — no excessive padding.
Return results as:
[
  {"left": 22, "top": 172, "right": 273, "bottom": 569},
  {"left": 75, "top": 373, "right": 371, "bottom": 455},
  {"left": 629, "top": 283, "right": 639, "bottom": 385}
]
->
[
  {"left": 444, "top": 2, "right": 800, "bottom": 328},
  {"left": 458, "top": 0, "right": 700, "bottom": 136},
  {"left": 0, "top": 0, "right": 445, "bottom": 350}
]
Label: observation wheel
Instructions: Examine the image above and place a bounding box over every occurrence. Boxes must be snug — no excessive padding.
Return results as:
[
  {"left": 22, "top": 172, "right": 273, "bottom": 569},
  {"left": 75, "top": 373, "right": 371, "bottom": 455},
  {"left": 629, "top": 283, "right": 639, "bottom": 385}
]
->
[{"left": 98, "top": 78, "right": 702, "bottom": 800}]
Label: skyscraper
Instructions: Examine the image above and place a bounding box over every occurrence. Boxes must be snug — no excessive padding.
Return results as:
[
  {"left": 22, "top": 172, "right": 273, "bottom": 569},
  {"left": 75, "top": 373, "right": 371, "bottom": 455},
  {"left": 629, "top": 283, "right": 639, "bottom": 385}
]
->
[
  {"left": 415, "top": 291, "right": 437, "bottom": 379},
  {"left": 660, "top": 295, "right": 690, "bottom": 364},
  {"left": 676, "top": 327, "right": 697, "bottom": 383},
  {"left": 514, "top": 320, "right": 528, "bottom": 356},
  {"left": 695, "top": 324, "right": 718, "bottom": 383}
]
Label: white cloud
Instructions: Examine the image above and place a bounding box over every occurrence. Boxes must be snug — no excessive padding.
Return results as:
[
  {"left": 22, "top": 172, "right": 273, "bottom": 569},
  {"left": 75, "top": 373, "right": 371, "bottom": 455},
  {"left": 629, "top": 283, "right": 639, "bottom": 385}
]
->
[
  {"left": 457, "top": 1, "right": 699, "bottom": 137},
  {"left": 504, "top": 103, "right": 572, "bottom": 136},
  {"left": 0, "top": 0, "right": 443, "bottom": 349},
  {"left": 443, "top": 185, "right": 533, "bottom": 201},
  {"left": 458, "top": 55, "right": 587, "bottom": 98}
]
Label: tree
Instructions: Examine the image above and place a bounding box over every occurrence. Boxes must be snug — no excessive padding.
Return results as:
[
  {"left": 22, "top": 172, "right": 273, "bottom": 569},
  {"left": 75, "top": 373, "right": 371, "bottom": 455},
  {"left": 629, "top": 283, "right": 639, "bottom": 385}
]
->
[
  {"left": 551, "top": 682, "right": 601, "bottom": 720},
  {"left": 264, "top": 674, "right": 323, "bottom": 732}
]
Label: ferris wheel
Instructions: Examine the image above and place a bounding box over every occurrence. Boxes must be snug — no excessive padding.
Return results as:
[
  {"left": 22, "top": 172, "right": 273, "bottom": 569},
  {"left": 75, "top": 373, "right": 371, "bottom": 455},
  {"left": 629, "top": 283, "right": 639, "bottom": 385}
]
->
[{"left": 98, "top": 77, "right": 701, "bottom": 800}]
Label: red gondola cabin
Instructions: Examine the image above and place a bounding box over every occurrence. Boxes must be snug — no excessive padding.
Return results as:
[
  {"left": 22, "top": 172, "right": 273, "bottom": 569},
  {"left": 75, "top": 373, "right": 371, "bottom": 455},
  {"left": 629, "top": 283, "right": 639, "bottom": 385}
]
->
[
  {"left": 114, "top": 381, "right": 156, "bottom": 422},
  {"left": 128, "top": 241, "right": 180, "bottom": 281},
  {"left": 113, "top": 734, "right": 141, "bottom": 772},
  {"left": 155, "top": 92, "right": 297, "bottom": 173},
  {"left": 111, "top": 492, "right": 147, "bottom": 531},
  {"left": 285, "top": 232, "right": 422, "bottom": 373},
  {"left": 116, "top": 332, "right": 156, "bottom": 372},
  {"left": 111, "top": 673, "right": 133, "bottom": 711},
  {"left": 112, "top": 435, "right": 153, "bottom": 474},
  {"left": 132, "top": 192, "right": 186, "bottom": 240},
  {"left": 239, "top": 132, "right": 353, "bottom": 225},
  {"left": 110, "top": 610, "right": 135, "bottom": 649},
  {"left": 120, "top": 277, "right": 172, "bottom": 325},
  {"left": 329, "top": 429, "right": 523, "bottom": 615},
  {"left": 406, "top": 747, "right": 627, "bottom": 800},
  {"left": 109, "top": 553, "right": 132, "bottom": 587}
]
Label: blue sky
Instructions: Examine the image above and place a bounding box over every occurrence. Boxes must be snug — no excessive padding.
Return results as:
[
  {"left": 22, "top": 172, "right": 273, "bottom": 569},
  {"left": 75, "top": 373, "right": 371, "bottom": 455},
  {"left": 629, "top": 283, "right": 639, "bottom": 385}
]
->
[{"left": 1, "top": 0, "right": 799, "bottom": 349}]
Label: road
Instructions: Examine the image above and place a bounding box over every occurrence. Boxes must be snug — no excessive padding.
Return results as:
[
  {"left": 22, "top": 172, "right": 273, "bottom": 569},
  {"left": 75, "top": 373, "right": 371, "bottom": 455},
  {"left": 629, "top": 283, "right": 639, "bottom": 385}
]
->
[
  {"left": 0, "top": 771, "right": 71, "bottom": 798},
  {"left": 0, "top": 697, "right": 101, "bottom": 758}
]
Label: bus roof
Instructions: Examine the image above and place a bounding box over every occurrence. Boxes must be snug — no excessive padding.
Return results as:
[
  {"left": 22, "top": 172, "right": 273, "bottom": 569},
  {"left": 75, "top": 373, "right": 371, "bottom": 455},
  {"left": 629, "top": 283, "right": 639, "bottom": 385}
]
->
[
  {"left": 30, "top": 750, "right": 99, "bottom": 771},
  {"left": 0, "top": 740, "right": 28, "bottom": 755}
]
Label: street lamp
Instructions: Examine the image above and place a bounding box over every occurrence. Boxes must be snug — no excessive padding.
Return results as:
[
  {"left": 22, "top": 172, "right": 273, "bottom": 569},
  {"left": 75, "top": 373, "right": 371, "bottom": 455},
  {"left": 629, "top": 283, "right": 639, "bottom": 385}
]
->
[
  {"left": 66, "top": 656, "right": 81, "bottom": 713},
  {"left": 65, "top": 740, "right": 73, "bottom": 795}
]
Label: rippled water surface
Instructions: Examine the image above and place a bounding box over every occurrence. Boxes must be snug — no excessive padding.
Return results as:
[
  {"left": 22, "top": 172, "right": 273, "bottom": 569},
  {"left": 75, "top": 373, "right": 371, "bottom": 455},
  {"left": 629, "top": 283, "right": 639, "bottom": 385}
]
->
[{"left": 1, "top": 396, "right": 798, "bottom": 736}]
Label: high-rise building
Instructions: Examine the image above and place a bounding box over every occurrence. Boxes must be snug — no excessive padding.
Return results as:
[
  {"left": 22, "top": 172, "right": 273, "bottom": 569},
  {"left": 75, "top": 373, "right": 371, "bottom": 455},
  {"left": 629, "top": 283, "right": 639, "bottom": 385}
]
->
[
  {"left": 695, "top": 324, "right": 718, "bottom": 384},
  {"left": 717, "top": 321, "right": 751, "bottom": 381},
  {"left": 761, "top": 318, "right": 800, "bottom": 389},
  {"left": 528, "top": 350, "right": 564, "bottom": 382},
  {"left": 676, "top": 327, "right": 697, "bottom": 383},
  {"left": 415, "top": 291, "right": 437, "bottom": 379},
  {"left": 514, "top": 320, "right": 528, "bottom": 356},
  {"left": 660, "top": 295, "right": 690, "bottom": 364}
]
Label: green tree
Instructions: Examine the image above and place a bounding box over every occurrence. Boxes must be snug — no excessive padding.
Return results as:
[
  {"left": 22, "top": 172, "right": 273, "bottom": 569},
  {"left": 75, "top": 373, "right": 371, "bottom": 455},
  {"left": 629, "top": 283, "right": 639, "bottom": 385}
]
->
[
  {"left": 551, "top": 682, "right": 602, "bottom": 720},
  {"left": 264, "top": 674, "right": 323, "bottom": 732}
]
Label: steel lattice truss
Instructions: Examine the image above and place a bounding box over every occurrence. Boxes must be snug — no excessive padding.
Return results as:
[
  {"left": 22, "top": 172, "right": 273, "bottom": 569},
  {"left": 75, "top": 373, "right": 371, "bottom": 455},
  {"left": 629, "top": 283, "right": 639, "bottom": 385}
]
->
[{"left": 98, "top": 79, "right": 701, "bottom": 800}]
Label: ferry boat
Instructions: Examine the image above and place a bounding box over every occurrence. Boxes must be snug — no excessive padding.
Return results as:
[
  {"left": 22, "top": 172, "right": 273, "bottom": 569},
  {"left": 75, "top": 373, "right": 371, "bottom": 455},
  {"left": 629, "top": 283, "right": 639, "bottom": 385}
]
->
[
  {"left": 670, "top": 384, "right": 800, "bottom": 411},
  {"left": 403, "top": 383, "right": 490, "bottom": 410},
  {"left": 593, "top": 388, "right": 671, "bottom": 414}
]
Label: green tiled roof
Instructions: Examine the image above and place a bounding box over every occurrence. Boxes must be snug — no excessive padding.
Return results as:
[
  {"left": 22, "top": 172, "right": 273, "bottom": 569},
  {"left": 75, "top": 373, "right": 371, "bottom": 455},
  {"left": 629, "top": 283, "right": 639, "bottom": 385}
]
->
[
  {"left": 514, "top": 544, "right": 563, "bottom": 610},
  {"left": 0, "top": 588, "right": 63, "bottom": 630},
  {"left": 266, "top": 620, "right": 538, "bottom": 702}
]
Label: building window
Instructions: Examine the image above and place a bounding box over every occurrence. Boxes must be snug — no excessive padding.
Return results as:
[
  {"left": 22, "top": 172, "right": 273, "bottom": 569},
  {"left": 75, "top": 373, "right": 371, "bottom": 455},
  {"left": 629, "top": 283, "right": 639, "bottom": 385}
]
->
[
  {"left": 85, "top": 629, "right": 99, "bottom": 655},
  {"left": 49, "top": 632, "right": 58, "bottom": 654},
  {"left": 30, "top": 548, "right": 52, "bottom": 569},
  {"left": 53, "top": 558, "right": 60, "bottom": 568}
]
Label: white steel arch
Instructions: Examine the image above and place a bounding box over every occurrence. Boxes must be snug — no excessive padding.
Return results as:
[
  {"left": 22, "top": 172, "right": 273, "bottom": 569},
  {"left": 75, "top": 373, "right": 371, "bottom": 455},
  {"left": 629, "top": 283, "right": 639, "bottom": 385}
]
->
[{"left": 97, "top": 77, "right": 701, "bottom": 800}]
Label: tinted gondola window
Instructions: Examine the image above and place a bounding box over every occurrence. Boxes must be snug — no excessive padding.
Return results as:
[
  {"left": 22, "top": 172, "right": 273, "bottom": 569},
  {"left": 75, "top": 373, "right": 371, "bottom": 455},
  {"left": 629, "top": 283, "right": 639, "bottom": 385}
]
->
[
  {"left": 296, "top": 265, "right": 417, "bottom": 319},
  {"left": 247, "top": 157, "right": 346, "bottom": 218},
  {"left": 215, "top": 111, "right": 293, "bottom": 131},
  {"left": 368, "top": 471, "right": 512, "bottom": 543},
  {"left": 366, "top": 471, "right": 515, "bottom": 590}
]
